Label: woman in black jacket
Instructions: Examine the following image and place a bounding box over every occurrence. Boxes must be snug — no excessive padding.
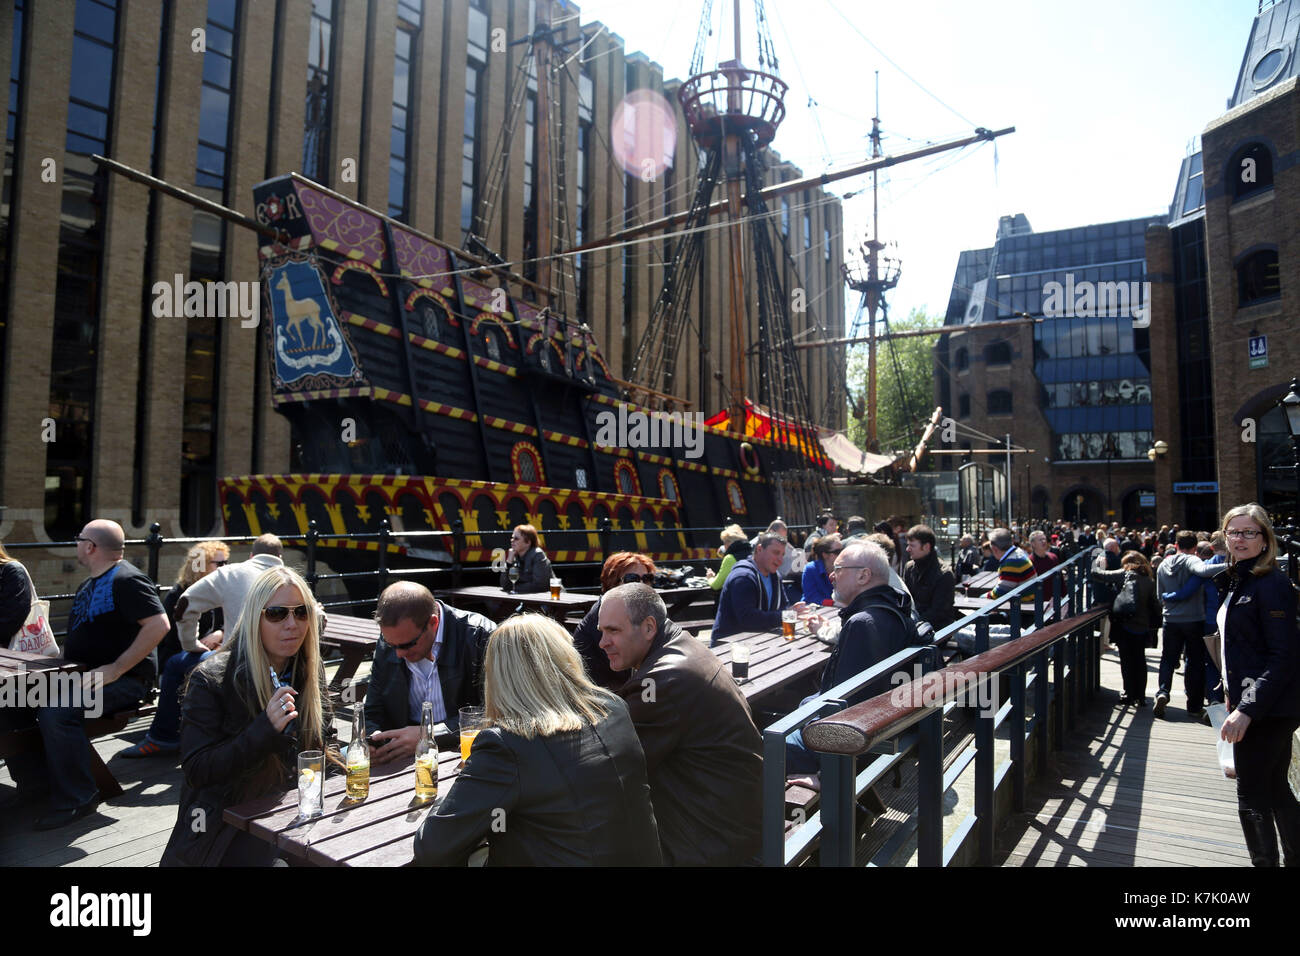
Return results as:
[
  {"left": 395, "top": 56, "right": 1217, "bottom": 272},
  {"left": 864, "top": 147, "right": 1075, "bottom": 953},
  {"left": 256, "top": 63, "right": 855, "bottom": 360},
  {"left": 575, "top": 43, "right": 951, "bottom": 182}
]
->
[
  {"left": 161, "top": 565, "right": 334, "bottom": 866},
  {"left": 0, "top": 542, "right": 36, "bottom": 645},
  {"left": 1094, "top": 550, "right": 1162, "bottom": 706},
  {"left": 414, "top": 613, "right": 661, "bottom": 866},
  {"left": 499, "top": 523, "right": 554, "bottom": 593},
  {"left": 1214, "top": 504, "right": 1300, "bottom": 867}
]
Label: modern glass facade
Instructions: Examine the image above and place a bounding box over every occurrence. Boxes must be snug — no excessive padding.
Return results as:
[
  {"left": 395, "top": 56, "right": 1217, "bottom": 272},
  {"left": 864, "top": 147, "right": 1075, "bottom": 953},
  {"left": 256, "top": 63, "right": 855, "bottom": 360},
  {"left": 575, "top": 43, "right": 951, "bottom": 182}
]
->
[{"left": 1010, "top": 218, "right": 1162, "bottom": 462}]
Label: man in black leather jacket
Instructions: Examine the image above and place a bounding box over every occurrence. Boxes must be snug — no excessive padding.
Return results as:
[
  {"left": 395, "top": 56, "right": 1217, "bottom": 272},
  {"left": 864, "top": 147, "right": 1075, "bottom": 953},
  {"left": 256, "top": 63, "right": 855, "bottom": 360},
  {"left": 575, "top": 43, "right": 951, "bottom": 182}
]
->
[
  {"left": 598, "top": 583, "right": 762, "bottom": 866},
  {"left": 365, "top": 582, "right": 495, "bottom": 759}
]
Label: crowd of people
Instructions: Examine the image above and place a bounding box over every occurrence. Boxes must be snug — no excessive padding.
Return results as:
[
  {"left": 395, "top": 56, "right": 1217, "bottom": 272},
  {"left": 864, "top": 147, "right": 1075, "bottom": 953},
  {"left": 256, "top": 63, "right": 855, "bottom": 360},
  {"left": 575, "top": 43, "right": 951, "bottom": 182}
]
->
[{"left": 0, "top": 503, "right": 1295, "bottom": 868}]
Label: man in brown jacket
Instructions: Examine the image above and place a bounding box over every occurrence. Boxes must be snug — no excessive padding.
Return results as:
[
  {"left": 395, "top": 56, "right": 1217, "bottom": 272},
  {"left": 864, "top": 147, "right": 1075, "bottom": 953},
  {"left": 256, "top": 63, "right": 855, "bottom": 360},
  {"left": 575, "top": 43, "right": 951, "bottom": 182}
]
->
[{"left": 598, "top": 583, "right": 762, "bottom": 865}]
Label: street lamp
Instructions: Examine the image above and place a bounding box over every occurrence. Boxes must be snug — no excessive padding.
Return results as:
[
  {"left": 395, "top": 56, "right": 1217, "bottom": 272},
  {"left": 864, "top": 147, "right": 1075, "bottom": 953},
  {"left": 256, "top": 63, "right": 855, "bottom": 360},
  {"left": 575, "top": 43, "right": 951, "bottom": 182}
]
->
[{"left": 1281, "top": 379, "right": 1300, "bottom": 524}]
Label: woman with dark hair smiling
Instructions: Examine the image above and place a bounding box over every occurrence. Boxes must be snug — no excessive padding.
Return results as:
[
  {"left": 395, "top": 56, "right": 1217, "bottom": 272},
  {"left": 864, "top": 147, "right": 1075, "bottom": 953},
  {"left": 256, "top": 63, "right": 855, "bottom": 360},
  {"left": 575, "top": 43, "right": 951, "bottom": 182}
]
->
[{"left": 1212, "top": 504, "right": 1300, "bottom": 866}]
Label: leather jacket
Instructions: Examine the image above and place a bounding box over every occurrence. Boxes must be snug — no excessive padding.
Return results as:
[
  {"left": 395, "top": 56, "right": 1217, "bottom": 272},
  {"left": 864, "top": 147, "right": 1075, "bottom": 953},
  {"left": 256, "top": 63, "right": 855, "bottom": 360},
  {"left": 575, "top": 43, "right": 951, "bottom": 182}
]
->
[{"left": 161, "top": 653, "right": 328, "bottom": 867}]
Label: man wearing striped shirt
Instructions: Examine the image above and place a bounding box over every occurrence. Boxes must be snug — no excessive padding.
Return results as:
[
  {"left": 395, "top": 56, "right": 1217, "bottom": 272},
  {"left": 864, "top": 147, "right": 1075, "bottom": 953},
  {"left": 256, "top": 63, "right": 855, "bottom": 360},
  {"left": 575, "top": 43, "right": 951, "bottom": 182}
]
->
[
  {"left": 365, "top": 581, "right": 495, "bottom": 761},
  {"left": 987, "top": 528, "right": 1035, "bottom": 601}
]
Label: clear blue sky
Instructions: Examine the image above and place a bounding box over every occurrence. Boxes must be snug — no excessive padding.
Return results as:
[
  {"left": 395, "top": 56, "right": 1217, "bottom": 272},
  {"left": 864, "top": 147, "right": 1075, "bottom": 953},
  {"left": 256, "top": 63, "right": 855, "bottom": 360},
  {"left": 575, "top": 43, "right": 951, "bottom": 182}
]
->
[{"left": 569, "top": 0, "right": 1260, "bottom": 326}]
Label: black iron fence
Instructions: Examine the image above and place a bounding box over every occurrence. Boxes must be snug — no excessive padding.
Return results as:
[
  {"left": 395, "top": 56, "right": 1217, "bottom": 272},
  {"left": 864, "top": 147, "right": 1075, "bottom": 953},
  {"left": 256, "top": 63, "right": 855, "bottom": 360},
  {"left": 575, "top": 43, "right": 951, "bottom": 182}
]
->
[{"left": 7, "top": 519, "right": 813, "bottom": 635}]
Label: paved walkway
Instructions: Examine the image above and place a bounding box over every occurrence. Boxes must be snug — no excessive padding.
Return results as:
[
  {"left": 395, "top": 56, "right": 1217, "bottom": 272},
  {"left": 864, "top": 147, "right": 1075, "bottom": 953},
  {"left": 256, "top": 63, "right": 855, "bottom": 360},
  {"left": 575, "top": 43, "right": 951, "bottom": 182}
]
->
[{"left": 997, "top": 647, "right": 1252, "bottom": 866}]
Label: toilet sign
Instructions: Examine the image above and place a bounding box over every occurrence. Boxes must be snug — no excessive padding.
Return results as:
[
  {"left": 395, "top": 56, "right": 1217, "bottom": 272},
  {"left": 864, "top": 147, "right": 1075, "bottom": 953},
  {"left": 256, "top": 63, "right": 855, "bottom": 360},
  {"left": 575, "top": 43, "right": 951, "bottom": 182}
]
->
[{"left": 1248, "top": 334, "right": 1268, "bottom": 369}]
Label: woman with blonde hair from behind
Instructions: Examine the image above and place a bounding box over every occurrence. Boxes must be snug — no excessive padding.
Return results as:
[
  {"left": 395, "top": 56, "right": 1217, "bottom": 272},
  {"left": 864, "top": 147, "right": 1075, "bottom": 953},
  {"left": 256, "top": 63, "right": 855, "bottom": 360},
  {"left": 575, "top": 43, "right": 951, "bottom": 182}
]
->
[
  {"left": 707, "top": 523, "right": 752, "bottom": 591},
  {"left": 415, "top": 613, "right": 660, "bottom": 866},
  {"left": 162, "top": 565, "right": 333, "bottom": 866}
]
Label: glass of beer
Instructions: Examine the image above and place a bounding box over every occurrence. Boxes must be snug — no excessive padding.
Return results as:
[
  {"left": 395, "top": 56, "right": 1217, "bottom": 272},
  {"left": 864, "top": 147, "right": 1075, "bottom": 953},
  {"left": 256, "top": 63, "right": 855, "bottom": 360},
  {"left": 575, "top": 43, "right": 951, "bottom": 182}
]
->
[
  {"left": 549, "top": 577, "right": 562, "bottom": 601},
  {"left": 731, "top": 642, "right": 750, "bottom": 681},
  {"left": 296, "top": 750, "right": 324, "bottom": 819},
  {"left": 458, "top": 705, "right": 485, "bottom": 763},
  {"left": 782, "top": 609, "right": 797, "bottom": 639}
]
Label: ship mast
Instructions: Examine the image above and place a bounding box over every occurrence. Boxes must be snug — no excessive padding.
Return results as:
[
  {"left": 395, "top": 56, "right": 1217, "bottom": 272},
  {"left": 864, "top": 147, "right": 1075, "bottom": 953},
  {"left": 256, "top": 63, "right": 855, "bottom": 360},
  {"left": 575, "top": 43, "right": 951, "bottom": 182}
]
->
[{"left": 842, "top": 73, "right": 900, "bottom": 452}]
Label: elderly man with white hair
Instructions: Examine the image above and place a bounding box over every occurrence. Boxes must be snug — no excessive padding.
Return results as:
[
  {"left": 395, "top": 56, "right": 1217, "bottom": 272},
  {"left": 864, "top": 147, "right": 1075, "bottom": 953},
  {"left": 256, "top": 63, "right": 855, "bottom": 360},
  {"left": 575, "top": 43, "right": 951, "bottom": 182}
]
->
[{"left": 785, "top": 540, "right": 922, "bottom": 775}]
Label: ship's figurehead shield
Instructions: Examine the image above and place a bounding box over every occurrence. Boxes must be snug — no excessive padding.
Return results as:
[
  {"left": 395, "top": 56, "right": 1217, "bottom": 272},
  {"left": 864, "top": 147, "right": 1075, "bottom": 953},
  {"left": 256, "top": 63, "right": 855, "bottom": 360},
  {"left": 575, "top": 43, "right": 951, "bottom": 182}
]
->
[{"left": 264, "top": 258, "right": 363, "bottom": 391}]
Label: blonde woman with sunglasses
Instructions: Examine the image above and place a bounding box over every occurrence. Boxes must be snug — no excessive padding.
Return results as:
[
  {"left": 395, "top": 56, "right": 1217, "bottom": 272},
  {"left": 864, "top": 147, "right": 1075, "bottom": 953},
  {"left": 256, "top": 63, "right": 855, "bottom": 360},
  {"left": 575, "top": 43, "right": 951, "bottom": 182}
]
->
[{"left": 161, "top": 566, "right": 333, "bottom": 866}]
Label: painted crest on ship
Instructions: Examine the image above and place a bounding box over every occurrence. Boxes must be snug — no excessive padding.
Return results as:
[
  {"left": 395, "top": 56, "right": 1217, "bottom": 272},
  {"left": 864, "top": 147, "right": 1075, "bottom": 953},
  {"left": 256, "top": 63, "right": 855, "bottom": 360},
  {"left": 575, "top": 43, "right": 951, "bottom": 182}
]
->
[{"left": 265, "top": 258, "right": 362, "bottom": 389}]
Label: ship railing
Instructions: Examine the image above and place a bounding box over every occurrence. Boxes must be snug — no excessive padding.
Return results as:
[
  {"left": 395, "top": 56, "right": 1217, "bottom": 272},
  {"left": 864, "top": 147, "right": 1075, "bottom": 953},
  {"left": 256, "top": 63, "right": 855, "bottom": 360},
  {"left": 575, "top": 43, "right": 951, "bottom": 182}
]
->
[{"left": 761, "top": 548, "right": 1105, "bottom": 866}]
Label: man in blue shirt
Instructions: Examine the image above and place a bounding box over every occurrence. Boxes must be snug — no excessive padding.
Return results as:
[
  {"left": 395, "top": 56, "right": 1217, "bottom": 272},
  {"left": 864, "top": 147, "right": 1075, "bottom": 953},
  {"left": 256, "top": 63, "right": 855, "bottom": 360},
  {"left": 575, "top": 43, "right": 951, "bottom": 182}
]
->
[{"left": 712, "top": 532, "right": 806, "bottom": 641}]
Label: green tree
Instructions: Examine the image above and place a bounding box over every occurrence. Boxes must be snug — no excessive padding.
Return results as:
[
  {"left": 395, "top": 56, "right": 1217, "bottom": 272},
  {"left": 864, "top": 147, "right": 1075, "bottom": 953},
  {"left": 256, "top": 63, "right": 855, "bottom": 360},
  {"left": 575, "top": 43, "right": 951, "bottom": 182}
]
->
[{"left": 846, "top": 307, "right": 943, "bottom": 469}]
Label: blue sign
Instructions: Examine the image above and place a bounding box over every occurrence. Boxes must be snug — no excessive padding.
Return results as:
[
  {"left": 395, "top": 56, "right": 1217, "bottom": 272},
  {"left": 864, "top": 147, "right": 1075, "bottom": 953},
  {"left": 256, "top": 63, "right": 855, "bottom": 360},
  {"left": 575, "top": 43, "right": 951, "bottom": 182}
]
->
[
  {"left": 268, "top": 261, "right": 358, "bottom": 387},
  {"left": 1138, "top": 492, "right": 1156, "bottom": 507},
  {"left": 1173, "top": 482, "right": 1218, "bottom": 494},
  {"left": 1249, "top": 334, "right": 1268, "bottom": 369}
]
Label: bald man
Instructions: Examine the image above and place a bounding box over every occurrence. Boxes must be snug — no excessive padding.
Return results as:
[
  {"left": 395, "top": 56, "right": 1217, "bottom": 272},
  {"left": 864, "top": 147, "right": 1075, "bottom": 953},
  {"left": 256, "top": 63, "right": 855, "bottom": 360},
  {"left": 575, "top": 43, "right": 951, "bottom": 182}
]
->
[{"left": 4, "top": 519, "right": 168, "bottom": 829}]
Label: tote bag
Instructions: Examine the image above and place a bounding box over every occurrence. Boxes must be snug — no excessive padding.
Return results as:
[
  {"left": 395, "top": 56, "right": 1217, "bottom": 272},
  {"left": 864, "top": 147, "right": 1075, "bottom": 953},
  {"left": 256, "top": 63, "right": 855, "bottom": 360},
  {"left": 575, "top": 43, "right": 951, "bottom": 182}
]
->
[{"left": 7, "top": 563, "right": 58, "bottom": 657}]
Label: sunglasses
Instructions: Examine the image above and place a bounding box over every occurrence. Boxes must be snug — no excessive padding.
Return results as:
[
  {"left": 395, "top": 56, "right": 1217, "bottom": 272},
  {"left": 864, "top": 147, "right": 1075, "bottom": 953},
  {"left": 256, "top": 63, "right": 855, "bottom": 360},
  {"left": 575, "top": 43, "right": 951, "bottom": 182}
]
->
[
  {"left": 212, "top": 559, "right": 229, "bottom": 567},
  {"left": 263, "top": 604, "right": 310, "bottom": 623},
  {"left": 389, "top": 622, "right": 429, "bottom": 651},
  {"left": 620, "top": 572, "right": 649, "bottom": 584}
]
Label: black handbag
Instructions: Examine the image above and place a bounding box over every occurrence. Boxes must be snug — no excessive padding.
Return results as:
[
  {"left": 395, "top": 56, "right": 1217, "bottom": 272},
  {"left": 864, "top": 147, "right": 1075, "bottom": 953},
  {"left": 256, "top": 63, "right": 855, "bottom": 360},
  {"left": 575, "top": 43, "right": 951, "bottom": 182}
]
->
[{"left": 1111, "top": 573, "right": 1139, "bottom": 621}]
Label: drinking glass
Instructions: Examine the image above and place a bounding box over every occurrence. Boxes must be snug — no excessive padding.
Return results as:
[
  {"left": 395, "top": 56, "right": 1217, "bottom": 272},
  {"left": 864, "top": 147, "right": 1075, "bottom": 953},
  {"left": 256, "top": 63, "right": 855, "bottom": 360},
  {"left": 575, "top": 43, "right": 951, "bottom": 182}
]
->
[
  {"left": 459, "top": 705, "right": 485, "bottom": 763},
  {"left": 297, "top": 750, "right": 324, "bottom": 819},
  {"left": 549, "top": 577, "right": 562, "bottom": 600},
  {"left": 782, "top": 609, "right": 797, "bottom": 639},
  {"left": 731, "top": 642, "right": 751, "bottom": 681}
]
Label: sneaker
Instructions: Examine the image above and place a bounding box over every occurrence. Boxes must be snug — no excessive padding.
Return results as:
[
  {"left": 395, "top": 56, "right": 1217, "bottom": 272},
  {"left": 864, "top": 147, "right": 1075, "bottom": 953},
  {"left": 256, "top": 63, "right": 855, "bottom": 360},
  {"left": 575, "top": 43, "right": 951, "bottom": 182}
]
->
[
  {"left": 119, "top": 738, "right": 178, "bottom": 759},
  {"left": 1153, "top": 693, "right": 1169, "bottom": 718},
  {"left": 1187, "top": 706, "right": 1207, "bottom": 722}
]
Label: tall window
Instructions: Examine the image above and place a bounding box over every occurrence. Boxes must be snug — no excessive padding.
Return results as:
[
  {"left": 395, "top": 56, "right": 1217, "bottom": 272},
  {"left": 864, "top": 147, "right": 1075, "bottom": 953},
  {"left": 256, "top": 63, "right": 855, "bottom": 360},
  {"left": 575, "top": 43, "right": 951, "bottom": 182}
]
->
[
  {"left": 195, "top": 0, "right": 235, "bottom": 192},
  {"left": 575, "top": 67, "right": 592, "bottom": 318},
  {"left": 1230, "top": 142, "right": 1273, "bottom": 202},
  {"left": 387, "top": 4, "right": 420, "bottom": 218},
  {"left": 823, "top": 226, "right": 830, "bottom": 262},
  {"left": 49, "top": 0, "right": 118, "bottom": 537},
  {"left": 182, "top": 0, "right": 237, "bottom": 534},
  {"left": 303, "top": 0, "right": 334, "bottom": 184},
  {"left": 803, "top": 209, "right": 811, "bottom": 252},
  {"left": 522, "top": 92, "right": 537, "bottom": 281},
  {"left": 781, "top": 197, "right": 790, "bottom": 237},
  {"left": 1238, "top": 248, "right": 1280, "bottom": 306},
  {"left": 2, "top": 0, "right": 27, "bottom": 433},
  {"left": 461, "top": 2, "right": 487, "bottom": 234}
]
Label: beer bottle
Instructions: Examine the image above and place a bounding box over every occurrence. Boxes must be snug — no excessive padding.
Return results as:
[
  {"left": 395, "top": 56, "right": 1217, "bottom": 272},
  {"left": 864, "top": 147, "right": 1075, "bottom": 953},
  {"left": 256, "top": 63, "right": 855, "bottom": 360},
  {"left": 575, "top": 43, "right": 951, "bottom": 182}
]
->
[
  {"left": 414, "top": 700, "right": 439, "bottom": 801},
  {"left": 345, "top": 706, "right": 370, "bottom": 800}
]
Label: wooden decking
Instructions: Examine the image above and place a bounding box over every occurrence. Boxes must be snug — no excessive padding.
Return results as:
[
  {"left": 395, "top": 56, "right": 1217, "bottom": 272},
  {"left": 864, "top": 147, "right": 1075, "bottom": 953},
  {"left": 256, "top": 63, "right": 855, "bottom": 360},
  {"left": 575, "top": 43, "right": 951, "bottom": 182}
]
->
[
  {"left": 996, "top": 647, "right": 1251, "bottom": 867},
  {"left": 0, "top": 648, "right": 1257, "bottom": 867}
]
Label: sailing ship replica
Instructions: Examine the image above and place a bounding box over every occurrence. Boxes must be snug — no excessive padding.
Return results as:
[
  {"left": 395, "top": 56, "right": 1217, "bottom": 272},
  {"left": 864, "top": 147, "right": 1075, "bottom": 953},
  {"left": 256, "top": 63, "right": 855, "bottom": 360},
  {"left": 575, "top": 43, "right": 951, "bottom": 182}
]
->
[{"left": 197, "top": 0, "right": 1010, "bottom": 580}]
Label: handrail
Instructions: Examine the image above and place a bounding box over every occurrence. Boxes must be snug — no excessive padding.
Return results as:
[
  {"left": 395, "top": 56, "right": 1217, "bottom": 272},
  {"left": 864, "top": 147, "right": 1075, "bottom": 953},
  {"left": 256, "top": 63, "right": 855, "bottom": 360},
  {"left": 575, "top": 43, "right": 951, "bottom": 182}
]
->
[{"left": 803, "top": 607, "right": 1109, "bottom": 756}]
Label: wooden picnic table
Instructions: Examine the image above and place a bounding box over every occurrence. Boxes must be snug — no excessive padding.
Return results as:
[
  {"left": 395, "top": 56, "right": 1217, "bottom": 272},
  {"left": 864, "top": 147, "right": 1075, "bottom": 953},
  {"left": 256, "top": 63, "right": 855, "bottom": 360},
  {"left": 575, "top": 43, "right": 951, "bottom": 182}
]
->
[
  {"left": 223, "top": 750, "right": 462, "bottom": 867},
  {"left": 961, "top": 570, "right": 1000, "bottom": 594},
  {"left": 0, "top": 647, "right": 133, "bottom": 799},
  {"left": 225, "top": 609, "right": 836, "bottom": 867},
  {"left": 656, "top": 585, "right": 717, "bottom": 617},
  {"left": 709, "top": 607, "right": 838, "bottom": 708},
  {"left": 434, "top": 584, "right": 598, "bottom": 623},
  {"left": 320, "top": 614, "right": 382, "bottom": 692}
]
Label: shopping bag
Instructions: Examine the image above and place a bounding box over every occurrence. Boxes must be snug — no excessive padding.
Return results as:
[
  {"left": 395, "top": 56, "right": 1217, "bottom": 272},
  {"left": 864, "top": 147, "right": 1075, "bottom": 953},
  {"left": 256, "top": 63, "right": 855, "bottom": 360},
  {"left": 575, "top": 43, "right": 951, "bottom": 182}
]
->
[
  {"left": 1206, "top": 703, "right": 1235, "bottom": 779},
  {"left": 8, "top": 598, "right": 58, "bottom": 657}
]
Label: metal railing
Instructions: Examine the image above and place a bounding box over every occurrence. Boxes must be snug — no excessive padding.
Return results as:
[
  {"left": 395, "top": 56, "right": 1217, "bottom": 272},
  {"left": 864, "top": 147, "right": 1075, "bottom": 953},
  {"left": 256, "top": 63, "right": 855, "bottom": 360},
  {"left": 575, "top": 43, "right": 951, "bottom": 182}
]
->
[
  {"left": 760, "top": 547, "right": 1103, "bottom": 866},
  {"left": 7, "top": 519, "right": 813, "bottom": 632}
]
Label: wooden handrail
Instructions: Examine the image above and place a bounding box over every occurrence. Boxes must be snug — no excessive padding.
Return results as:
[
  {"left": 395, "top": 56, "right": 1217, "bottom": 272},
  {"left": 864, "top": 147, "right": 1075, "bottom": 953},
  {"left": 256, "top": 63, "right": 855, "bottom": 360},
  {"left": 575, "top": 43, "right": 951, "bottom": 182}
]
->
[{"left": 802, "top": 607, "right": 1109, "bottom": 757}]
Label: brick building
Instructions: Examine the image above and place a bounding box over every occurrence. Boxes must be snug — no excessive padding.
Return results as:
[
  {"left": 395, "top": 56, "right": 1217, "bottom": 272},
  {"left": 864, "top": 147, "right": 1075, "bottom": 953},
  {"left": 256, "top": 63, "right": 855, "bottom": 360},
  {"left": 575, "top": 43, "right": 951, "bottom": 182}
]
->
[
  {"left": 1147, "top": 0, "right": 1300, "bottom": 527},
  {"left": 0, "top": 0, "right": 844, "bottom": 574}
]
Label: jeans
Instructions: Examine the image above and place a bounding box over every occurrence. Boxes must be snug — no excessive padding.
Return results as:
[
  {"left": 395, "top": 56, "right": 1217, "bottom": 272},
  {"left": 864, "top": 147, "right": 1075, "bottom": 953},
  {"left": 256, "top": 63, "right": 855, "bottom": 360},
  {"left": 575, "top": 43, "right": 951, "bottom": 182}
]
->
[
  {"left": 1, "top": 675, "right": 148, "bottom": 809},
  {"left": 784, "top": 728, "right": 822, "bottom": 775},
  {"left": 1156, "top": 620, "right": 1207, "bottom": 710},
  {"left": 148, "top": 649, "right": 213, "bottom": 745}
]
